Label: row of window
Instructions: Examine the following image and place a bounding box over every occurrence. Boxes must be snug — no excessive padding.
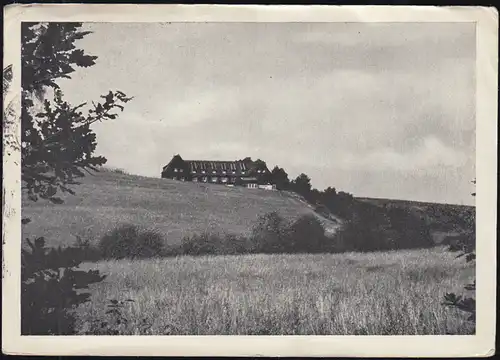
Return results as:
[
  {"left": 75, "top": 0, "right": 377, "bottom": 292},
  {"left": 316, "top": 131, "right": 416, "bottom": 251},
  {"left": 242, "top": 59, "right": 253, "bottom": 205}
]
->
[
  {"left": 190, "top": 162, "right": 243, "bottom": 171},
  {"left": 192, "top": 170, "right": 241, "bottom": 175},
  {"left": 174, "top": 167, "right": 267, "bottom": 174},
  {"left": 192, "top": 176, "right": 235, "bottom": 183}
]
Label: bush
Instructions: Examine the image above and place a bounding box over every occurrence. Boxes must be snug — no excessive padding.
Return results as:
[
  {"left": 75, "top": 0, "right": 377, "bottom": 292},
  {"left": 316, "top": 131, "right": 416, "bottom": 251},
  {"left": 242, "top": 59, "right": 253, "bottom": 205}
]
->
[
  {"left": 287, "top": 215, "right": 331, "bottom": 253},
  {"left": 178, "top": 213, "right": 334, "bottom": 256},
  {"left": 250, "top": 211, "right": 291, "bottom": 253},
  {"left": 332, "top": 204, "right": 435, "bottom": 253},
  {"left": 99, "top": 224, "right": 165, "bottom": 259},
  {"left": 22, "top": 237, "right": 106, "bottom": 335},
  {"left": 73, "top": 235, "right": 103, "bottom": 262},
  {"left": 180, "top": 232, "right": 254, "bottom": 256}
]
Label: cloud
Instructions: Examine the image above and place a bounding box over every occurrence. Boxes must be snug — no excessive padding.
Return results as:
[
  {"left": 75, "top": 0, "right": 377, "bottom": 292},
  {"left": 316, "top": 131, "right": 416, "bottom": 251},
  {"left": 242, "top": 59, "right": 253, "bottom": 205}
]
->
[
  {"left": 334, "top": 136, "right": 467, "bottom": 172},
  {"left": 57, "top": 22, "right": 475, "bottom": 205}
]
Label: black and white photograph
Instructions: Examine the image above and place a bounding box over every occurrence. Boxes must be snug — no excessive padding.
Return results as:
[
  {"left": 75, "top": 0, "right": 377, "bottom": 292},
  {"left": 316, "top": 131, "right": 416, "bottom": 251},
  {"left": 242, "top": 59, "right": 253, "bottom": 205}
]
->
[{"left": 2, "top": 4, "right": 497, "bottom": 357}]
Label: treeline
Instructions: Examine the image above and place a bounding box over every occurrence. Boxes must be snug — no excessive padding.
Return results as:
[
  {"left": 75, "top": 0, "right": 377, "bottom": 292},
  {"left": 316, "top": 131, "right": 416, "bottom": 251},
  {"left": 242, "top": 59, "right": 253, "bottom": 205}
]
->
[
  {"left": 90, "top": 205, "right": 436, "bottom": 261},
  {"left": 269, "top": 165, "right": 435, "bottom": 251}
]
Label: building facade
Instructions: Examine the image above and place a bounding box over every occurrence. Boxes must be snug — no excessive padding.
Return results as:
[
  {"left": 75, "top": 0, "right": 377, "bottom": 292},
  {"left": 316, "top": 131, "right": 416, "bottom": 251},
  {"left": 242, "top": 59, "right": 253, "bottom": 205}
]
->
[{"left": 161, "top": 154, "right": 276, "bottom": 189}]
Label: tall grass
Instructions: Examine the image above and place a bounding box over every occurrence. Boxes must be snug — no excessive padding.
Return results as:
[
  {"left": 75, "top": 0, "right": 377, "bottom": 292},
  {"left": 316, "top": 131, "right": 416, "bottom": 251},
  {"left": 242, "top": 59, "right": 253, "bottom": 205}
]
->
[{"left": 76, "top": 247, "right": 474, "bottom": 335}]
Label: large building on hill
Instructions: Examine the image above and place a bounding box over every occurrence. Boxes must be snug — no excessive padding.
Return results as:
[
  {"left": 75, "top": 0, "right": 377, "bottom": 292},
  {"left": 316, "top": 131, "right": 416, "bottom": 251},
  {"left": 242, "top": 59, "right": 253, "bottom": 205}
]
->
[{"left": 161, "top": 154, "right": 276, "bottom": 190}]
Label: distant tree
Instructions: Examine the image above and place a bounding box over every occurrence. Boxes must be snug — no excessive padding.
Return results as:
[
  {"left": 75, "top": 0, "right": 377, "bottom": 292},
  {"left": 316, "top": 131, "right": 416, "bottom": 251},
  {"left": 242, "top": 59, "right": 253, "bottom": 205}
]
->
[
  {"left": 271, "top": 166, "right": 290, "bottom": 190},
  {"left": 323, "top": 186, "right": 337, "bottom": 197},
  {"left": 291, "top": 173, "right": 312, "bottom": 198},
  {"left": 309, "top": 188, "right": 321, "bottom": 204},
  {"left": 15, "top": 22, "right": 133, "bottom": 335}
]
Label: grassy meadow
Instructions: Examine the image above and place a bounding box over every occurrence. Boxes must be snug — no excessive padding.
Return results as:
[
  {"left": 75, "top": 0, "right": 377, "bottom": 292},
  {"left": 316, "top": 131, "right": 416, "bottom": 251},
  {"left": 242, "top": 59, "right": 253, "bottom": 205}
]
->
[
  {"left": 22, "top": 169, "right": 339, "bottom": 249},
  {"left": 76, "top": 247, "right": 474, "bottom": 335},
  {"left": 22, "top": 169, "right": 475, "bottom": 335}
]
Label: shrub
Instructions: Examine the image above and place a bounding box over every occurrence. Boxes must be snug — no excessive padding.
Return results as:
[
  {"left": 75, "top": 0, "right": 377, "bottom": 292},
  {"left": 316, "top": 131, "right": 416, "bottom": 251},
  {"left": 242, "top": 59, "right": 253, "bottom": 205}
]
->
[
  {"left": 332, "top": 202, "right": 435, "bottom": 253},
  {"left": 84, "top": 298, "right": 154, "bottom": 335},
  {"left": 73, "top": 235, "right": 103, "bottom": 262},
  {"left": 21, "top": 237, "right": 106, "bottom": 335},
  {"left": 180, "top": 232, "right": 254, "bottom": 256},
  {"left": 250, "top": 211, "right": 291, "bottom": 253},
  {"left": 99, "top": 224, "right": 165, "bottom": 260},
  {"left": 287, "top": 215, "right": 331, "bottom": 253},
  {"left": 443, "top": 229, "right": 475, "bottom": 326},
  {"left": 384, "top": 206, "right": 435, "bottom": 249}
]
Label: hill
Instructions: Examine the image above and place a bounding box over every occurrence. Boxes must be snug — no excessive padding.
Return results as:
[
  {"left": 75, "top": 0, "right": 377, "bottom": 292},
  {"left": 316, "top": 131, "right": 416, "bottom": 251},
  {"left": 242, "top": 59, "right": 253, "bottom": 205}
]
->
[
  {"left": 22, "top": 169, "right": 340, "bottom": 248},
  {"left": 356, "top": 197, "right": 475, "bottom": 243}
]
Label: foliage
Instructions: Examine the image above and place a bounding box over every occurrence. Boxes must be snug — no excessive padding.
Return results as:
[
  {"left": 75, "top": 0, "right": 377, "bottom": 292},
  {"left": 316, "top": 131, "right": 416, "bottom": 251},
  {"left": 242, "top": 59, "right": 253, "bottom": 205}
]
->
[
  {"left": 249, "top": 212, "right": 330, "bottom": 255},
  {"left": 99, "top": 224, "right": 165, "bottom": 260},
  {"left": 21, "top": 237, "right": 106, "bottom": 335},
  {"left": 21, "top": 22, "right": 133, "bottom": 204},
  {"left": 270, "top": 166, "right": 290, "bottom": 190},
  {"left": 290, "top": 173, "right": 312, "bottom": 199},
  {"left": 84, "top": 298, "right": 153, "bottom": 335},
  {"left": 333, "top": 201, "right": 435, "bottom": 253},
  {"left": 173, "top": 213, "right": 332, "bottom": 256},
  {"left": 250, "top": 211, "right": 292, "bottom": 253},
  {"left": 287, "top": 214, "right": 330, "bottom": 253},
  {"left": 17, "top": 22, "right": 132, "bottom": 335},
  {"left": 180, "top": 232, "right": 254, "bottom": 256},
  {"left": 442, "top": 179, "right": 476, "bottom": 326}
]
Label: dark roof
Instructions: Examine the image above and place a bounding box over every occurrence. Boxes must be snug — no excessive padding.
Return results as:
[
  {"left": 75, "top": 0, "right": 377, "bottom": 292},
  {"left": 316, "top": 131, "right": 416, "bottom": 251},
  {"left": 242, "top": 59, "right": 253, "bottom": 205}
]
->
[
  {"left": 163, "top": 156, "right": 270, "bottom": 176},
  {"left": 185, "top": 160, "right": 249, "bottom": 173}
]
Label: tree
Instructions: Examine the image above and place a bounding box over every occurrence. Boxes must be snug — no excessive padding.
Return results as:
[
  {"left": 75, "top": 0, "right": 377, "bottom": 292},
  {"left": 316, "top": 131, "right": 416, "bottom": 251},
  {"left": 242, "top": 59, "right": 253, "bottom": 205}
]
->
[
  {"left": 21, "top": 22, "right": 133, "bottom": 204},
  {"left": 271, "top": 166, "right": 290, "bottom": 190},
  {"left": 287, "top": 215, "right": 328, "bottom": 253},
  {"left": 291, "top": 173, "right": 312, "bottom": 198},
  {"left": 15, "top": 22, "right": 133, "bottom": 335},
  {"left": 251, "top": 211, "right": 290, "bottom": 253}
]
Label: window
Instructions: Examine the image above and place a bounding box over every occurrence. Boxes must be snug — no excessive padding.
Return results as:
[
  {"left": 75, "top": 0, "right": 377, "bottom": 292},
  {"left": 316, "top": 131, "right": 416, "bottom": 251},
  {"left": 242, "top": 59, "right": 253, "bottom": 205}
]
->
[
  {"left": 179, "top": 169, "right": 184, "bottom": 173},
  {"left": 202, "top": 170, "right": 205, "bottom": 174},
  {"left": 232, "top": 171, "right": 236, "bottom": 174},
  {"left": 257, "top": 170, "right": 261, "bottom": 173},
  {"left": 180, "top": 177, "right": 185, "bottom": 181},
  {"left": 211, "top": 177, "right": 218, "bottom": 183},
  {"left": 192, "top": 177, "right": 198, "bottom": 182},
  {"left": 202, "top": 177, "right": 208, "bottom": 182},
  {"left": 174, "top": 168, "right": 178, "bottom": 172},
  {"left": 221, "top": 177, "right": 228, "bottom": 183},
  {"left": 212, "top": 170, "right": 217, "bottom": 174},
  {"left": 222, "top": 171, "right": 226, "bottom": 174}
]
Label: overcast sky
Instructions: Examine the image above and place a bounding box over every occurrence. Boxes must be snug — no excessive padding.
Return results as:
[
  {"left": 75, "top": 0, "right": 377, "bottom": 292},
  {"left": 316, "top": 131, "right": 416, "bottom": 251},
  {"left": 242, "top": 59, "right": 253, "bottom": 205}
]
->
[{"left": 58, "top": 22, "right": 476, "bottom": 205}]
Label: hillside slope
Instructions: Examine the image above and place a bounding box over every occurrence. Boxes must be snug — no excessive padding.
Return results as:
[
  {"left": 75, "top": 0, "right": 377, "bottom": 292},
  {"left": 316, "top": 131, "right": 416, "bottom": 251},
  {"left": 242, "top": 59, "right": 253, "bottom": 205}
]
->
[
  {"left": 357, "top": 197, "right": 475, "bottom": 243},
  {"left": 22, "top": 170, "right": 340, "bottom": 248}
]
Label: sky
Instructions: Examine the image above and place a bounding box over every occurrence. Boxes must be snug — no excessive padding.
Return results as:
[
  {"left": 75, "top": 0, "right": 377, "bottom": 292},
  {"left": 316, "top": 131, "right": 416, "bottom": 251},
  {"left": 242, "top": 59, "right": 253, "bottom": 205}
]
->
[{"left": 58, "top": 22, "right": 476, "bottom": 205}]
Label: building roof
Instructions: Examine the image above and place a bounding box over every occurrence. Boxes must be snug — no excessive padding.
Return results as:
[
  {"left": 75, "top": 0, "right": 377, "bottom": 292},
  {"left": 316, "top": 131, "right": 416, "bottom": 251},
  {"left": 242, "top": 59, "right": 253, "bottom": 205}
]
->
[
  {"left": 185, "top": 160, "right": 249, "bottom": 173},
  {"left": 163, "top": 155, "right": 270, "bottom": 177}
]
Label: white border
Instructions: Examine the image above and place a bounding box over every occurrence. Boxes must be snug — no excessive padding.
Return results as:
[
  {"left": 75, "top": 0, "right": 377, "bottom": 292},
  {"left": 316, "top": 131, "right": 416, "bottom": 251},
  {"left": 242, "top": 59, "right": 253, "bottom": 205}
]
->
[{"left": 2, "top": 4, "right": 497, "bottom": 357}]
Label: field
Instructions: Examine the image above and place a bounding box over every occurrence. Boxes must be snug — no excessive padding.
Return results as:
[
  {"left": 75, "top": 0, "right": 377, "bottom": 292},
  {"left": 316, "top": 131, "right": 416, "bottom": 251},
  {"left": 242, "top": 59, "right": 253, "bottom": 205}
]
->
[
  {"left": 22, "top": 169, "right": 339, "bottom": 248},
  {"left": 22, "top": 169, "right": 475, "bottom": 335},
  {"left": 76, "top": 247, "right": 474, "bottom": 335}
]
